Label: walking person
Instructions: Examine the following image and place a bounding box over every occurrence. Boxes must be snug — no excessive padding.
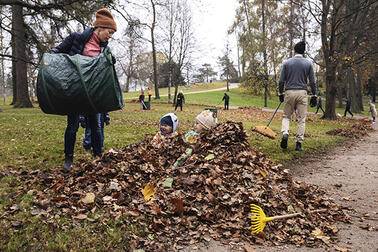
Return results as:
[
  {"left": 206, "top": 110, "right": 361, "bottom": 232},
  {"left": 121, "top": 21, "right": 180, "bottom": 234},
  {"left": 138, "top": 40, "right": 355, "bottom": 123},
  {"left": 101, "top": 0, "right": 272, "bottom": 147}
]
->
[
  {"left": 222, "top": 93, "right": 230, "bottom": 110},
  {"left": 368, "top": 101, "right": 376, "bottom": 123},
  {"left": 50, "top": 8, "right": 117, "bottom": 169},
  {"left": 175, "top": 90, "right": 185, "bottom": 111},
  {"left": 315, "top": 96, "right": 325, "bottom": 114},
  {"left": 139, "top": 91, "right": 145, "bottom": 110},
  {"left": 278, "top": 41, "right": 317, "bottom": 151},
  {"left": 343, "top": 99, "right": 353, "bottom": 117}
]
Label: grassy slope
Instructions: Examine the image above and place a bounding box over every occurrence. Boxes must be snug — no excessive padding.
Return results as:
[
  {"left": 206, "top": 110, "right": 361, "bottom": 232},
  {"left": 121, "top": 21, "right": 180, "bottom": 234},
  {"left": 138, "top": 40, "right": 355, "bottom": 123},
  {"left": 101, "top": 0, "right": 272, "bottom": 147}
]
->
[{"left": 0, "top": 83, "right": 371, "bottom": 250}]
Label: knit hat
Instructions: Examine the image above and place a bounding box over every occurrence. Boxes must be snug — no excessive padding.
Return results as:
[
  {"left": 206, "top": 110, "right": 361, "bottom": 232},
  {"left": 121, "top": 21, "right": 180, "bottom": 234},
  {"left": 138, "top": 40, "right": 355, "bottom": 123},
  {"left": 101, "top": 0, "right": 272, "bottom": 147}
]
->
[
  {"left": 93, "top": 8, "right": 117, "bottom": 31},
  {"left": 294, "top": 41, "right": 305, "bottom": 54},
  {"left": 196, "top": 110, "right": 217, "bottom": 130}
]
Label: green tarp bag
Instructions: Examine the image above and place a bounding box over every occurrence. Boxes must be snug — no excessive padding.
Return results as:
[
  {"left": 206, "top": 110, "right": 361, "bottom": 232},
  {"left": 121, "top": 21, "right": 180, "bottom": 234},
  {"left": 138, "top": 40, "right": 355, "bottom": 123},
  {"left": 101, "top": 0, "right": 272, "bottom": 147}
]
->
[{"left": 37, "top": 48, "right": 124, "bottom": 115}]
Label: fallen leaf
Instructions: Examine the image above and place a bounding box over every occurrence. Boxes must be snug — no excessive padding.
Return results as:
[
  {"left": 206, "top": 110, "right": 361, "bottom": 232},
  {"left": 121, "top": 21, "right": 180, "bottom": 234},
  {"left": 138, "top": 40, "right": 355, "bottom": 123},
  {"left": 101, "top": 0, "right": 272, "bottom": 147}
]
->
[
  {"left": 162, "top": 177, "right": 173, "bottom": 188},
  {"left": 142, "top": 184, "right": 156, "bottom": 201},
  {"left": 81, "top": 193, "right": 95, "bottom": 204},
  {"left": 74, "top": 214, "right": 87, "bottom": 220},
  {"left": 205, "top": 154, "right": 215, "bottom": 160}
]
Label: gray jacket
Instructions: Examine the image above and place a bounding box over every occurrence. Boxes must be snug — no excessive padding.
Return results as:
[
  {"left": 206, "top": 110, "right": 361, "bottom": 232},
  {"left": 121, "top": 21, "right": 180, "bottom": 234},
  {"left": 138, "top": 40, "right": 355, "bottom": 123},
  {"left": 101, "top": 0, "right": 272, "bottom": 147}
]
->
[{"left": 278, "top": 55, "right": 316, "bottom": 95}]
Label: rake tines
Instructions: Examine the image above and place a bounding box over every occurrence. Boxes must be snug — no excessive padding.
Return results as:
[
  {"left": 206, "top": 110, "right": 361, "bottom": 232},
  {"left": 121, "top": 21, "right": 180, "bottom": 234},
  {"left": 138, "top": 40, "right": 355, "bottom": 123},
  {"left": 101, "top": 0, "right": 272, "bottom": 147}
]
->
[{"left": 250, "top": 204, "right": 267, "bottom": 234}]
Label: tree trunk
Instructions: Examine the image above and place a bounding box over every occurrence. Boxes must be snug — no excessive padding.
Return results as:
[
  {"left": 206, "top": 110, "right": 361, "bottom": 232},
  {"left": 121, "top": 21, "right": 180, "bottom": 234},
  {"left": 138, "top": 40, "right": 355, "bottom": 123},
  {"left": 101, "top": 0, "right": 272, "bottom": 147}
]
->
[
  {"left": 12, "top": 4, "right": 32, "bottom": 108},
  {"left": 323, "top": 66, "right": 338, "bottom": 119},
  {"left": 150, "top": 0, "right": 160, "bottom": 99},
  {"left": 356, "top": 65, "right": 363, "bottom": 111},
  {"left": 262, "top": 0, "right": 268, "bottom": 107},
  {"left": 348, "top": 67, "right": 360, "bottom": 113}
]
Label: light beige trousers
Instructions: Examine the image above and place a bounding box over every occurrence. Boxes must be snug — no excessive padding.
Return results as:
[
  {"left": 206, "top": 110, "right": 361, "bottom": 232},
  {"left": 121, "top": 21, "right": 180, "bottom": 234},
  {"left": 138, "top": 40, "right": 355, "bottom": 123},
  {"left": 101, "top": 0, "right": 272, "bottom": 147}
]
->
[{"left": 281, "top": 89, "right": 308, "bottom": 143}]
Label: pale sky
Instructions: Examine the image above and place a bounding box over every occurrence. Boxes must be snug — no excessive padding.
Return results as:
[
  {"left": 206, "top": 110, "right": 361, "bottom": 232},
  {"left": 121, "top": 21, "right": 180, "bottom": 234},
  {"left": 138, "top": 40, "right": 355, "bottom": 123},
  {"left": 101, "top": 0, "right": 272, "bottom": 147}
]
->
[{"left": 190, "top": 0, "right": 239, "bottom": 72}]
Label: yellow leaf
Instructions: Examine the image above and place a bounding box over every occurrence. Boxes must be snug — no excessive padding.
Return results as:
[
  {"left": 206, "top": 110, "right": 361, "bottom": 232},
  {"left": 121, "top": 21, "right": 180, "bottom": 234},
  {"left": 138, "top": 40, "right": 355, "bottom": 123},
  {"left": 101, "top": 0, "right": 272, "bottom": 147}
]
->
[
  {"left": 259, "top": 170, "right": 266, "bottom": 178},
  {"left": 142, "top": 184, "right": 156, "bottom": 201},
  {"left": 81, "top": 192, "right": 95, "bottom": 204},
  {"left": 205, "top": 154, "right": 215, "bottom": 160},
  {"left": 187, "top": 136, "right": 197, "bottom": 144}
]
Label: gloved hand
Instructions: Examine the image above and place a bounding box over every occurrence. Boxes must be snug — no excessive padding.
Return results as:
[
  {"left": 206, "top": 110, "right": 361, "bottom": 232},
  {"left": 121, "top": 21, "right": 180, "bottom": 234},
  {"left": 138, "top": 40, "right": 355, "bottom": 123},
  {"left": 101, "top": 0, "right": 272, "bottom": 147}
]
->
[
  {"left": 112, "top": 55, "right": 116, "bottom": 64},
  {"left": 279, "top": 94, "right": 284, "bottom": 103},
  {"left": 310, "top": 96, "right": 317, "bottom": 107},
  {"left": 104, "top": 114, "right": 110, "bottom": 125},
  {"left": 79, "top": 115, "right": 87, "bottom": 128}
]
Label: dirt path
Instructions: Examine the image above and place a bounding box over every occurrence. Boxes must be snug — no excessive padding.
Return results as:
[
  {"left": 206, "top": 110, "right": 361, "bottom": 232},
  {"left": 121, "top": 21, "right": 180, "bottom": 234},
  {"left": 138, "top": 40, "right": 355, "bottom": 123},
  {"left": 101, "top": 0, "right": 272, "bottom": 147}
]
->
[{"left": 185, "top": 122, "right": 378, "bottom": 252}]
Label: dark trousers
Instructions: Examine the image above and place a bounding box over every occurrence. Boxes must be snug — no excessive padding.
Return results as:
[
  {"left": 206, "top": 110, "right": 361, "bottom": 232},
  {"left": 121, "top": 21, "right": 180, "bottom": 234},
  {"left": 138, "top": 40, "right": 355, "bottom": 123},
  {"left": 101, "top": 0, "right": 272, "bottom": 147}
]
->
[
  {"left": 344, "top": 108, "right": 353, "bottom": 117},
  {"left": 224, "top": 101, "right": 229, "bottom": 110},
  {"left": 148, "top": 95, "right": 151, "bottom": 102},
  {"left": 175, "top": 102, "right": 182, "bottom": 111},
  {"left": 315, "top": 105, "right": 325, "bottom": 114},
  {"left": 83, "top": 114, "right": 105, "bottom": 150},
  {"left": 64, "top": 114, "right": 80, "bottom": 156}
]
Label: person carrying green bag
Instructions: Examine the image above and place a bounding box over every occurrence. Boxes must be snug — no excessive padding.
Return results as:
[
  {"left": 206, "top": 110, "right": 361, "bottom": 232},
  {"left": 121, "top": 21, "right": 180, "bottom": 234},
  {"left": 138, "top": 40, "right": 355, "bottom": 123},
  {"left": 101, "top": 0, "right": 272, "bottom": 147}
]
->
[{"left": 49, "top": 8, "right": 117, "bottom": 169}]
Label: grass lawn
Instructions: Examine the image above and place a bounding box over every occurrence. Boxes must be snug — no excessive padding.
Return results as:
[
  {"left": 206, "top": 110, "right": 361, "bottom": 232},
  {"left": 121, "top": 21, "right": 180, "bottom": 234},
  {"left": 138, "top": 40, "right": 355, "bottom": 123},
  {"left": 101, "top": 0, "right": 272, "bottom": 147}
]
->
[{"left": 0, "top": 86, "right": 372, "bottom": 250}]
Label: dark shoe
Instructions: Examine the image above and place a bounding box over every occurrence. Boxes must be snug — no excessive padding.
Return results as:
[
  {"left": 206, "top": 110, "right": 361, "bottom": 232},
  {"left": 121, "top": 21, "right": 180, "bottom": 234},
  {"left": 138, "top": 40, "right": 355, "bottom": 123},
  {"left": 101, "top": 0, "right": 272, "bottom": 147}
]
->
[
  {"left": 295, "top": 142, "right": 304, "bottom": 151},
  {"left": 280, "top": 134, "right": 288, "bottom": 149},
  {"left": 63, "top": 154, "right": 73, "bottom": 169},
  {"left": 84, "top": 146, "right": 91, "bottom": 153}
]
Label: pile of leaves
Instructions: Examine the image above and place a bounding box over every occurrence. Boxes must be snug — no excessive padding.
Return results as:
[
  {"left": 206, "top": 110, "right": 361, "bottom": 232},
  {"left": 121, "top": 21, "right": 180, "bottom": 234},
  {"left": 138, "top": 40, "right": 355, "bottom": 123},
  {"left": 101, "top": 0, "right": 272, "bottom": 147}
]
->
[
  {"left": 18, "top": 121, "right": 348, "bottom": 250},
  {"left": 326, "top": 121, "right": 373, "bottom": 139}
]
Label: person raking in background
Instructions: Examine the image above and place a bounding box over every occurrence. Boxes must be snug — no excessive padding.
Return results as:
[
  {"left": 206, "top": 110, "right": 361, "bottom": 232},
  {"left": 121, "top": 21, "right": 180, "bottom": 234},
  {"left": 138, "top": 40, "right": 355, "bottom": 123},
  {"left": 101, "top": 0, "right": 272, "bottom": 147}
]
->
[
  {"left": 278, "top": 41, "right": 317, "bottom": 151},
  {"left": 315, "top": 96, "right": 325, "bottom": 114},
  {"left": 50, "top": 8, "right": 117, "bottom": 169},
  {"left": 368, "top": 101, "right": 376, "bottom": 123},
  {"left": 175, "top": 90, "right": 185, "bottom": 111},
  {"left": 148, "top": 88, "right": 152, "bottom": 102},
  {"left": 222, "top": 93, "right": 230, "bottom": 110},
  {"left": 139, "top": 91, "right": 145, "bottom": 110},
  {"left": 343, "top": 99, "right": 353, "bottom": 117}
]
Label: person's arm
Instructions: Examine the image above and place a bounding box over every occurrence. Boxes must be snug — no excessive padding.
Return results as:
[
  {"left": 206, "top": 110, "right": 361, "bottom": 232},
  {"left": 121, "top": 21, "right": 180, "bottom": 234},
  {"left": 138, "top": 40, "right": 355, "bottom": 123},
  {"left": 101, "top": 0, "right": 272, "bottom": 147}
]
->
[
  {"left": 50, "top": 33, "right": 75, "bottom": 54},
  {"left": 278, "top": 64, "right": 286, "bottom": 94},
  {"left": 308, "top": 64, "right": 316, "bottom": 95}
]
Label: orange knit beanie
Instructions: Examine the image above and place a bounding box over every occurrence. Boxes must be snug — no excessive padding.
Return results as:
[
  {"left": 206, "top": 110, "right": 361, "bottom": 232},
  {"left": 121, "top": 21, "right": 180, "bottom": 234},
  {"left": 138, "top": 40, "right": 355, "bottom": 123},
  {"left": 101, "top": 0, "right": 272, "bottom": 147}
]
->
[{"left": 93, "top": 8, "right": 117, "bottom": 31}]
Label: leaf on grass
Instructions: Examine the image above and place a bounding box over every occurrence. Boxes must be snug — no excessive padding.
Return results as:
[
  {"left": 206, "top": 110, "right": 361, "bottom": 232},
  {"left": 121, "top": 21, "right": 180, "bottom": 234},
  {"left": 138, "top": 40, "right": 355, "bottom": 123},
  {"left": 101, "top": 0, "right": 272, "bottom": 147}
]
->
[
  {"left": 259, "top": 170, "right": 266, "bottom": 178},
  {"left": 162, "top": 177, "right": 173, "bottom": 188},
  {"left": 74, "top": 214, "right": 88, "bottom": 220},
  {"left": 171, "top": 198, "right": 184, "bottom": 217},
  {"left": 205, "top": 154, "right": 215, "bottom": 160},
  {"left": 142, "top": 184, "right": 156, "bottom": 201},
  {"left": 81, "top": 193, "right": 95, "bottom": 204}
]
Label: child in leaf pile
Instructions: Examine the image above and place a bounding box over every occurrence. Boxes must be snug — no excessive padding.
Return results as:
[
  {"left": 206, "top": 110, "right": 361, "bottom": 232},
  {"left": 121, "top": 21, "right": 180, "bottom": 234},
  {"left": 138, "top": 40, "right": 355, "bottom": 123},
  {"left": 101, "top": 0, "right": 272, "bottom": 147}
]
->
[
  {"left": 174, "top": 110, "right": 217, "bottom": 167},
  {"left": 151, "top": 113, "right": 179, "bottom": 146}
]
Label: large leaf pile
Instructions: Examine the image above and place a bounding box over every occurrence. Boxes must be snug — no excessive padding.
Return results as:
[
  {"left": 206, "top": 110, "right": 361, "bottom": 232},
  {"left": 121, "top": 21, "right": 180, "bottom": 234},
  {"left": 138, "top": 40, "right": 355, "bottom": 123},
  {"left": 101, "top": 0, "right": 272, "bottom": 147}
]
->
[
  {"left": 326, "top": 121, "right": 373, "bottom": 138},
  {"left": 23, "top": 121, "right": 348, "bottom": 250}
]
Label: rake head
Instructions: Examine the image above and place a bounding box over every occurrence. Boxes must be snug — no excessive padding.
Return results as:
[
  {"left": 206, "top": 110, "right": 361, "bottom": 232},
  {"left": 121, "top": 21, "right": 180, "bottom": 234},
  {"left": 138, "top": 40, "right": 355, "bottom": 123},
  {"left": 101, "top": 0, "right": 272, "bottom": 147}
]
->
[
  {"left": 250, "top": 204, "right": 268, "bottom": 234},
  {"left": 252, "top": 126, "right": 276, "bottom": 139}
]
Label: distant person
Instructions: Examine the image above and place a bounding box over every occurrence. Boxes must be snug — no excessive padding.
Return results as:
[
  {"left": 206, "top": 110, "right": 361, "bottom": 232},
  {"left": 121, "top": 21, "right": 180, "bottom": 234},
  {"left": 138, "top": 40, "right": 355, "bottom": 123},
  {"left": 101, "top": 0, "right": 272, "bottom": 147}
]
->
[
  {"left": 147, "top": 88, "right": 152, "bottom": 102},
  {"left": 343, "top": 99, "right": 353, "bottom": 117},
  {"left": 315, "top": 96, "right": 325, "bottom": 114},
  {"left": 222, "top": 93, "right": 229, "bottom": 110},
  {"left": 175, "top": 90, "right": 185, "bottom": 111},
  {"left": 278, "top": 41, "right": 317, "bottom": 151},
  {"left": 50, "top": 8, "right": 117, "bottom": 169},
  {"left": 368, "top": 101, "right": 376, "bottom": 123},
  {"left": 139, "top": 91, "right": 145, "bottom": 110}
]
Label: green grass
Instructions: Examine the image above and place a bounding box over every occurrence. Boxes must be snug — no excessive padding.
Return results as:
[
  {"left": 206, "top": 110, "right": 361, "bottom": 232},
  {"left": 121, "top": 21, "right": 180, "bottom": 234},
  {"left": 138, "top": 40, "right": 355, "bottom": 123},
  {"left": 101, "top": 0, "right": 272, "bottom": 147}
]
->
[{"left": 0, "top": 86, "right": 371, "bottom": 250}]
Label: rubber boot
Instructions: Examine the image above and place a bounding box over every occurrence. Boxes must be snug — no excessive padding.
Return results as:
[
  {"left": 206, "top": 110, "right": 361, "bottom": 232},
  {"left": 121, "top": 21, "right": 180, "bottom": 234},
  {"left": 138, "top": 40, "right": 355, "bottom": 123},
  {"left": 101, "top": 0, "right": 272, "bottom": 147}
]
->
[
  {"left": 63, "top": 154, "right": 73, "bottom": 169},
  {"left": 295, "top": 142, "right": 304, "bottom": 151},
  {"left": 280, "top": 133, "right": 288, "bottom": 149}
]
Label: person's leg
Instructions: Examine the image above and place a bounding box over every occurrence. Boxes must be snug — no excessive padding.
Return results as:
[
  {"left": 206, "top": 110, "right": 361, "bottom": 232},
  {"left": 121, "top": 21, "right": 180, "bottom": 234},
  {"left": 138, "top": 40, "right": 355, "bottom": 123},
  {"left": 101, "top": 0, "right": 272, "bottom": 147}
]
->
[
  {"left": 226, "top": 101, "right": 229, "bottom": 110},
  {"left": 281, "top": 90, "right": 295, "bottom": 149},
  {"left": 295, "top": 90, "right": 308, "bottom": 147},
  {"left": 320, "top": 106, "right": 325, "bottom": 113},
  {"left": 64, "top": 114, "right": 79, "bottom": 168},
  {"left": 315, "top": 106, "right": 319, "bottom": 114},
  {"left": 344, "top": 108, "right": 347, "bottom": 117},
  {"left": 83, "top": 127, "right": 92, "bottom": 151},
  {"left": 88, "top": 113, "right": 102, "bottom": 157},
  {"left": 100, "top": 114, "right": 105, "bottom": 148},
  {"left": 180, "top": 103, "right": 183, "bottom": 111},
  {"left": 349, "top": 110, "right": 354, "bottom": 117},
  {"left": 175, "top": 103, "right": 178, "bottom": 111}
]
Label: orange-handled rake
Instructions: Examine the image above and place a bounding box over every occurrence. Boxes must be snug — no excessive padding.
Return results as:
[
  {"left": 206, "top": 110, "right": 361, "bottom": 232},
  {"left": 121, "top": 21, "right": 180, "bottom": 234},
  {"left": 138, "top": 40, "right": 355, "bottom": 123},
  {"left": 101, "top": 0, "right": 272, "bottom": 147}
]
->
[{"left": 250, "top": 204, "right": 327, "bottom": 234}]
